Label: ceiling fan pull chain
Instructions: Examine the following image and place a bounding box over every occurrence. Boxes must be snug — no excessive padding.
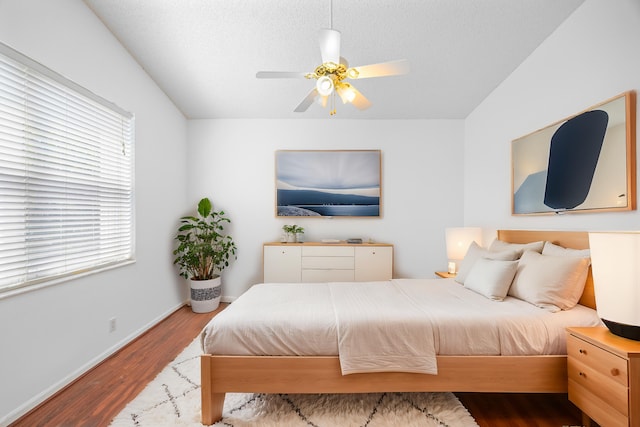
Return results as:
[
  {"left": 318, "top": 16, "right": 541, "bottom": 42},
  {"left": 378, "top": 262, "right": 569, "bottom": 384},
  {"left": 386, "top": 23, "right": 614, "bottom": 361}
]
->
[{"left": 330, "top": 92, "right": 336, "bottom": 116}]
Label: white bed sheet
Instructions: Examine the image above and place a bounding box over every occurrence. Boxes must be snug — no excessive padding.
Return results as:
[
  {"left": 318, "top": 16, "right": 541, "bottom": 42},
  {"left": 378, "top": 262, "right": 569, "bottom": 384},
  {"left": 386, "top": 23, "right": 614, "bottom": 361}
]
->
[{"left": 200, "top": 278, "right": 601, "bottom": 362}]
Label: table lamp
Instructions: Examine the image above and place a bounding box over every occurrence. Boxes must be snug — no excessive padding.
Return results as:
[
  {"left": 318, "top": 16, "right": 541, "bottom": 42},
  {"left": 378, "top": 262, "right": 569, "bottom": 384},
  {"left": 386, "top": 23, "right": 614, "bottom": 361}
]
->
[
  {"left": 445, "top": 227, "right": 482, "bottom": 274},
  {"left": 589, "top": 231, "right": 640, "bottom": 341}
]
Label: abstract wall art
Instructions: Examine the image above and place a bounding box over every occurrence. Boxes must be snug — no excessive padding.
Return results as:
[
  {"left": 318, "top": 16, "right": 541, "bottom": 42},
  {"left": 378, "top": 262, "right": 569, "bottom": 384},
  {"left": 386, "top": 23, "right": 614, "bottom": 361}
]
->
[{"left": 512, "top": 91, "right": 636, "bottom": 215}]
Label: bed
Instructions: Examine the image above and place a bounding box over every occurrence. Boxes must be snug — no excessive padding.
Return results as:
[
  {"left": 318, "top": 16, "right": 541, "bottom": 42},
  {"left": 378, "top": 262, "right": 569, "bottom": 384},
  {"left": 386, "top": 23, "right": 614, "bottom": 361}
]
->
[{"left": 200, "top": 230, "right": 600, "bottom": 424}]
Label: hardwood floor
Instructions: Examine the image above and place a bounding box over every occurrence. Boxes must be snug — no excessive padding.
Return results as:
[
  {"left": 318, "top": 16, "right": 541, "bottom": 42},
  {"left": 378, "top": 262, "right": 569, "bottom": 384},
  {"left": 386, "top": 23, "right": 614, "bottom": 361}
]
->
[
  {"left": 11, "top": 303, "right": 585, "bottom": 427},
  {"left": 457, "top": 392, "right": 583, "bottom": 427},
  {"left": 10, "top": 304, "right": 223, "bottom": 427}
]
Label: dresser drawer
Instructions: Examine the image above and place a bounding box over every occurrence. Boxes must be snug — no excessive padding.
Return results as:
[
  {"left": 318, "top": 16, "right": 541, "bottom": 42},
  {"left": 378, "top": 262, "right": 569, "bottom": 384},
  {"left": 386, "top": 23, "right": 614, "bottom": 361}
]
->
[
  {"left": 568, "top": 357, "right": 628, "bottom": 416},
  {"left": 301, "top": 269, "right": 355, "bottom": 282},
  {"left": 302, "top": 246, "right": 354, "bottom": 257},
  {"left": 567, "top": 334, "right": 628, "bottom": 387},
  {"left": 301, "top": 256, "right": 355, "bottom": 270},
  {"left": 569, "top": 379, "right": 629, "bottom": 427}
]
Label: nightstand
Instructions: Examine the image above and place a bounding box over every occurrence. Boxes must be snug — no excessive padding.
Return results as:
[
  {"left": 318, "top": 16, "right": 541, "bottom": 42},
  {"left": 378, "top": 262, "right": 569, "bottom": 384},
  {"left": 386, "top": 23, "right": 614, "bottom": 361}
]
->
[
  {"left": 435, "top": 271, "right": 456, "bottom": 279},
  {"left": 566, "top": 326, "right": 640, "bottom": 427}
]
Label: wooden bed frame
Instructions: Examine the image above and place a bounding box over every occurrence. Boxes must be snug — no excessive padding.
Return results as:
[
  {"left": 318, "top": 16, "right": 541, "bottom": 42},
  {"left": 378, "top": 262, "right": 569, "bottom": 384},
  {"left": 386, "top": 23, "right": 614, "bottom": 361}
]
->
[{"left": 200, "top": 230, "right": 596, "bottom": 424}]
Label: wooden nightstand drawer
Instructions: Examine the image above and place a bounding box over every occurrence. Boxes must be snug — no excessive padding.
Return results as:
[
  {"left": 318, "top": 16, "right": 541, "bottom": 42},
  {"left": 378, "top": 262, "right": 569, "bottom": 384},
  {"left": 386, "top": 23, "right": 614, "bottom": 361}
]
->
[
  {"left": 568, "top": 358, "right": 628, "bottom": 416},
  {"left": 566, "top": 327, "right": 640, "bottom": 427},
  {"left": 569, "top": 379, "right": 628, "bottom": 427},
  {"left": 567, "top": 333, "right": 628, "bottom": 387}
]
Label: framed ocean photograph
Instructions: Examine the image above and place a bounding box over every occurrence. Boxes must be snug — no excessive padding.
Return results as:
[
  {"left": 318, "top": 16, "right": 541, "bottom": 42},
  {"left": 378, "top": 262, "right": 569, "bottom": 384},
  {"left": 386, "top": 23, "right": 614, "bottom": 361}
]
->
[{"left": 275, "top": 150, "right": 382, "bottom": 217}]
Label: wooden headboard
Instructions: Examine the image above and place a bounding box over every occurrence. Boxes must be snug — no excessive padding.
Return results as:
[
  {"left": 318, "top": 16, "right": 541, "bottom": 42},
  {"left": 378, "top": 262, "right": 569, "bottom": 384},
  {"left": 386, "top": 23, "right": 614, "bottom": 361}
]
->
[{"left": 497, "top": 229, "right": 596, "bottom": 310}]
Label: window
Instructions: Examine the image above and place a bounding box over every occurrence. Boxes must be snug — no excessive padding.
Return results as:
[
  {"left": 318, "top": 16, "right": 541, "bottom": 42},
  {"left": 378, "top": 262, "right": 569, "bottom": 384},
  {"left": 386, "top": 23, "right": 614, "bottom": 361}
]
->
[{"left": 0, "top": 42, "right": 134, "bottom": 296}]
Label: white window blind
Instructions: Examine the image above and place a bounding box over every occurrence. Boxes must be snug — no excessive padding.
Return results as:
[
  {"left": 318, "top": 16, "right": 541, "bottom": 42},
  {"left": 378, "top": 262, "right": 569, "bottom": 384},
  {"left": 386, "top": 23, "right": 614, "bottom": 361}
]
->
[{"left": 0, "top": 42, "right": 134, "bottom": 295}]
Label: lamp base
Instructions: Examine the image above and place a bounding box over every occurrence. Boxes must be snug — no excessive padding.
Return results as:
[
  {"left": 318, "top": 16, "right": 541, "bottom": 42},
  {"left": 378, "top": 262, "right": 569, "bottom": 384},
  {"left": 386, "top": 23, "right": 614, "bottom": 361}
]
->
[
  {"left": 447, "top": 261, "right": 456, "bottom": 275},
  {"left": 602, "top": 318, "right": 640, "bottom": 341}
]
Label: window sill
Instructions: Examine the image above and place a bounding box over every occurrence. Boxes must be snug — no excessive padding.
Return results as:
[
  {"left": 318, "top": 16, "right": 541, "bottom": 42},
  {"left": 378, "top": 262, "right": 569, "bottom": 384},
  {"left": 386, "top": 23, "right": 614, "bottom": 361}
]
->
[{"left": 0, "top": 259, "right": 136, "bottom": 301}]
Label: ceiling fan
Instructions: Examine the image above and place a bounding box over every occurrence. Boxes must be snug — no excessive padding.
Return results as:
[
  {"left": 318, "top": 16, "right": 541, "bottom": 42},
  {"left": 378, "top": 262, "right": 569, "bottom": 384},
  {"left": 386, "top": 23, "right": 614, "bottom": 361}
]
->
[{"left": 256, "top": 28, "right": 410, "bottom": 115}]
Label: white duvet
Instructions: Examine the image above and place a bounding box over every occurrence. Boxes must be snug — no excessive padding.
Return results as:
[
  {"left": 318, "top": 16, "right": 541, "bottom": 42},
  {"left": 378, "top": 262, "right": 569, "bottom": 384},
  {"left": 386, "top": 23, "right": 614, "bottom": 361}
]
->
[{"left": 200, "top": 278, "right": 601, "bottom": 374}]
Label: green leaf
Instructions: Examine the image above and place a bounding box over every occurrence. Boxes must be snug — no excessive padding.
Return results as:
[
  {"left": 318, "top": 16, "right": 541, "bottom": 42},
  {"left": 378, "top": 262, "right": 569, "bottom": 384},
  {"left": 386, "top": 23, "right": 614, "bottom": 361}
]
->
[{"left": 198, "top": 197, "right": 212, "bottom": 218}]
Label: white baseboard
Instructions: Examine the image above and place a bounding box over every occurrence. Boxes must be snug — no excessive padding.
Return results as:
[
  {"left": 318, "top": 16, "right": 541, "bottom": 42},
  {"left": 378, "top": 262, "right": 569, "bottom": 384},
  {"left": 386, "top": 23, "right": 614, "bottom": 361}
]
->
[{"left": 2, "top": 302, "right": 185, "bottom": 426}]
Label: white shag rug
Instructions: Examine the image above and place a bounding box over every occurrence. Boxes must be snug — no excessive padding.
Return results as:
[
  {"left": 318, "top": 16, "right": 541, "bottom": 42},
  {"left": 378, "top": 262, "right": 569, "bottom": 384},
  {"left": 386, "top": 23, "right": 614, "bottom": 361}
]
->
[{"left": 110, "top": 338, "right": 479, "bottom": 427}]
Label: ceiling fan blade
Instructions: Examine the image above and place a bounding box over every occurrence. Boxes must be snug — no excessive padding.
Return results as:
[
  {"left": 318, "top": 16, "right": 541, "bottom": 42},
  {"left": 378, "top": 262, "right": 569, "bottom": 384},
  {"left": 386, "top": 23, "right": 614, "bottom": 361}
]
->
[
  {"left": 256, "top": 71, "right": 308, "bottom": 78},
  {"left": 294, "top": 88, "right": 319, "bottom": 112},
  {"left": 349, "top": 86, "right": 372, "bottom": 110},
  {"left": 319, "top": 29, "right": 341, "bottom": 64},
  {"left": 350, "top": 59, "right": 410, "bottom": 79}
]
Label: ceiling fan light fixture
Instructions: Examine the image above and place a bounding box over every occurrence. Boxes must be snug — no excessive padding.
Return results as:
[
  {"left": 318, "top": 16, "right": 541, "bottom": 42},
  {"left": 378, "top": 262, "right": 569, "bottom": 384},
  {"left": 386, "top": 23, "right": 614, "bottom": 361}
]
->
[
  {"left": 336, "top": 83, "right": 356, "bottom": 104},
  {"left": 255, "top": 0, "right": 409, "bottom": 115},
  {"left": 316, "top": 75, "right": 334, "bottom": 96}
]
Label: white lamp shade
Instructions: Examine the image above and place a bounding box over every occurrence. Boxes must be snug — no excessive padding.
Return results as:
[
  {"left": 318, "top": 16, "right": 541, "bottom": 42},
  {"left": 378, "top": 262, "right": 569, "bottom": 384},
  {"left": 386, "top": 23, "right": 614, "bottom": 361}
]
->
[
  {"left": 445, "top": 227, "right": 482, "bottom": 260},
  {"left": 589, "top": 232, "right": 640, "bottom": 331},
  {"left": 316, "top": 76, "right": 334, "bottom": 96},
  {"left": 336, "top": 83, "right": 356, "bottom": 104}
]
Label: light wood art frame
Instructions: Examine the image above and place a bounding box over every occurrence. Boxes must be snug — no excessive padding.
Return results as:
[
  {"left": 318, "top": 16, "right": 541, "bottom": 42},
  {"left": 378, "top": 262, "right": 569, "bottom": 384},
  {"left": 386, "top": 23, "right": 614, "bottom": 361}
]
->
[
  {"left": 275, "top": 150, "right": 382, "bottom": 218},
  {"left": 511, "top": 91, "right": 636, "bottom": 215},
  {"left": 201, "top": 230, "right": 596, "bottom": 424}
]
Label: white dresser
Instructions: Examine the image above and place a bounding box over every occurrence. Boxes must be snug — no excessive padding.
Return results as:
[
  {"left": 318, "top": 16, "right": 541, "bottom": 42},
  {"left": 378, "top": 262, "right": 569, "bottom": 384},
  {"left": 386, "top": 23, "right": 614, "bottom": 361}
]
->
[{"left": 263, "top": 242, "right": 393, "bottom": 283}]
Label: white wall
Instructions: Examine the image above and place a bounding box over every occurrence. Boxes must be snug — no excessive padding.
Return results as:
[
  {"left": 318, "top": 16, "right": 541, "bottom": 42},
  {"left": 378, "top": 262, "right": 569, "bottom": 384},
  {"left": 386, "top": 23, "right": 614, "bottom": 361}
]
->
[
  {"left": 465, "top": 0, "right": 640, "bottom": 231},
  {"left": 6, "top": 0, "right": 637, "bottom": 423},
  {"left": 187, "top": 119, "right": 465, "bottom": 299},
  {"left": 0, "top": 1, "right": 188, "bottom": 424}
]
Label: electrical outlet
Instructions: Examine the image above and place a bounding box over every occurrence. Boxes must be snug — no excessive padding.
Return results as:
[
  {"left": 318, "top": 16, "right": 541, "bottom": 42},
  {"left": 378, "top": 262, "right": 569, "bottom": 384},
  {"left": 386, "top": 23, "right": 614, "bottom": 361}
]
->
[{"left": 109, "top": 317, "right": 117, "bottom": 333}]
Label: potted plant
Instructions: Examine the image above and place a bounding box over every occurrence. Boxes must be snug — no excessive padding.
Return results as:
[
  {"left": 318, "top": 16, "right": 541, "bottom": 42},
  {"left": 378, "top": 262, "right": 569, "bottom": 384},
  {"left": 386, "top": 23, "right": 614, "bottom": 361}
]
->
[
  {"left": 282, "top": 224, "right": 304, "bottom": 243},
  {"left": 173, "top": 197, "right": 237, "bottom": 313}
]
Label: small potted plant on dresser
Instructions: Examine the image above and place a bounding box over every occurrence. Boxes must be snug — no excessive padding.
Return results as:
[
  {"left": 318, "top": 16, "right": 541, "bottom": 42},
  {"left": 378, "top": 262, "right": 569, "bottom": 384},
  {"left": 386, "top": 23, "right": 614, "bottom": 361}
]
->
[
  {"left": 282, "top": 224, "right": 304, "bottom": 243},
  {"left": 173, "top": 197, "right": 237, "bottom": 313}
]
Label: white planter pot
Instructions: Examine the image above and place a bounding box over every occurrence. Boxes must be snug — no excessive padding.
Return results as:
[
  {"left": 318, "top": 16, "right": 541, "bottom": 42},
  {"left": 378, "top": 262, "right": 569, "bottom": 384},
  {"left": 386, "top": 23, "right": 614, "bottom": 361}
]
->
[{"left": 188, "top": 276, "right": 222, "bottom": 313}]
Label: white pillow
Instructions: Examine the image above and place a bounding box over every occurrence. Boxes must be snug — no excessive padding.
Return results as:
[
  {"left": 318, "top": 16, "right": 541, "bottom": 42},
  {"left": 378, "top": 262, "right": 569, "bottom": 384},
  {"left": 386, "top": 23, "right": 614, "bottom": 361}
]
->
[
  {"left": 455, "top": 241, "right": 520, "bottom": 285},
  {"left": 489, "top": 239, "right": 544, "bottom": 255},
  {"left": 508, "top": 251, "right": 591, "bottom": 312},
  {"left": 464, "top": 258, "right": 518, "bottom": 301},
  {"left": 542, "top": 241, "right": 591, "bottom": 259}
]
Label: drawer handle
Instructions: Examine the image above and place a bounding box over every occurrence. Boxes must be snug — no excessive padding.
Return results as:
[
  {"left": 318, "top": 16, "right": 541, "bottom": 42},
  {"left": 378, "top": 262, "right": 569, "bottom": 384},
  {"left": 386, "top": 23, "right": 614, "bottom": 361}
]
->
[
  {"left": 611, "top": 368, "right": 620, "bottom": 377},
  {"left": 579, "top": 348, "right": 587, "bottom": 355},
  {"left": 579, "top": 371, "right": 587, "bottom": 378}
]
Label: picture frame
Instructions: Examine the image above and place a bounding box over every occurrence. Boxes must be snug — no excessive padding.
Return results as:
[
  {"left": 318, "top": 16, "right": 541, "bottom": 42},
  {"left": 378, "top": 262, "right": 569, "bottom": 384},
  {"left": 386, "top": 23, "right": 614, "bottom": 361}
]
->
[
  {"left": 511, "top": 91, "right": 636, "bottom": 215},
  {"left": 275, "top": 150, "right": 382, "bottom": 217}
]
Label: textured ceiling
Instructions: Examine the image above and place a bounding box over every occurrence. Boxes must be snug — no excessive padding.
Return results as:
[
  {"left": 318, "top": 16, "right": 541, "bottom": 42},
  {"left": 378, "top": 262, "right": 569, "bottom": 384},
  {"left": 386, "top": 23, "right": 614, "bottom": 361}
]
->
[{"left": 84, "top": 0, "right": 584, "bottom": 119}]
